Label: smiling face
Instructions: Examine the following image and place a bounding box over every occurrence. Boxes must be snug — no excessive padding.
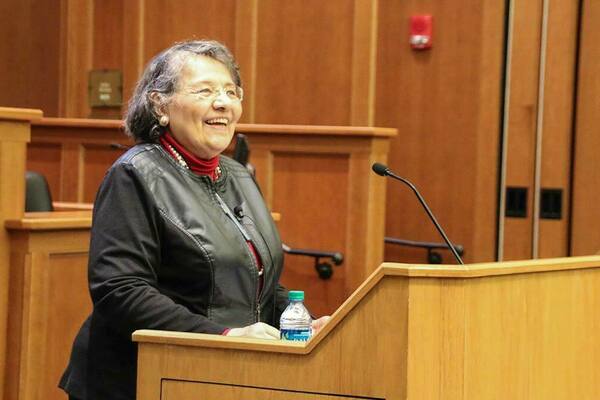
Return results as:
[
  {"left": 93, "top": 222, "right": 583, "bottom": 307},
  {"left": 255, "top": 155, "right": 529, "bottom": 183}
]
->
[{"left": 165, "top": 55, "right": 243, "bottom": 159}]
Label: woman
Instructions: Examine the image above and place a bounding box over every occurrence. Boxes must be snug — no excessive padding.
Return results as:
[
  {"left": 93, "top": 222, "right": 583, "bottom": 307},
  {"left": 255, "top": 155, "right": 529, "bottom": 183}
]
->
[{"left": 60, "top": 40, "right": 326, "bottom": 400}]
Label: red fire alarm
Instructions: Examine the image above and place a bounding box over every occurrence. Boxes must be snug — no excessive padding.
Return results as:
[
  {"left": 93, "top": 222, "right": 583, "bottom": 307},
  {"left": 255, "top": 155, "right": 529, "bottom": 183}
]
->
[{"left": 410, "top": 15, "right": 433, "bottom": 50}]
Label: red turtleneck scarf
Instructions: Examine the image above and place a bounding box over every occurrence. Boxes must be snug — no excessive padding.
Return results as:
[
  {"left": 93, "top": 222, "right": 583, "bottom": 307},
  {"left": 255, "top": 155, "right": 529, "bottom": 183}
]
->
[{"left": 159, "top": 131, "right": 220, "bottom": 180}]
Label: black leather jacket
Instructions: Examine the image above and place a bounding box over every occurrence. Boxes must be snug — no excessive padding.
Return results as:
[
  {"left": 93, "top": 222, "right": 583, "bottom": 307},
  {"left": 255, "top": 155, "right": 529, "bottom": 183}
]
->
[{"left": 60, "top": 144, "right": 286, "bottom": 400}]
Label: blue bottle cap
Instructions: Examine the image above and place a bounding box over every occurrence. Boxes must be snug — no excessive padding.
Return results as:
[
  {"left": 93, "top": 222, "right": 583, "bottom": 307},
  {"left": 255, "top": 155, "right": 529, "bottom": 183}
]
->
[{"left": 288, "top": 290, "right": 304, "bottom": 301}]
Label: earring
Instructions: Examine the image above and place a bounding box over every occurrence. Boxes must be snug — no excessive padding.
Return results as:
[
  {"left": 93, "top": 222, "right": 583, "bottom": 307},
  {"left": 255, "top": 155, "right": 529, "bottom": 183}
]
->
[{"left": 159, "top": 115, "right": 169, "bottom": 126}]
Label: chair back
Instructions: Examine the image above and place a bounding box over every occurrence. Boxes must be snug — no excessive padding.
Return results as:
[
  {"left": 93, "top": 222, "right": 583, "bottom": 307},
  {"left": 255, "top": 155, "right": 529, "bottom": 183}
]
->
[
  {"left": 232, "top": 134, "right": 250, "bottom": 166},
  {"left": 25, "top": 171, "right": 53, "bottom": 212}
]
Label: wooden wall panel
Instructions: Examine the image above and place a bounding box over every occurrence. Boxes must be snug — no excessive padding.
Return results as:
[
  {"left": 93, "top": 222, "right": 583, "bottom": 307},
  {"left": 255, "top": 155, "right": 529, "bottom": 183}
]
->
[
  {"left": 272, "top": 153, "right": 349, "bottom": 317},
  {"left": 122, "top": 0, "right": 145, "bottom": 112},
  {"left": 254, "top": 0, "right": 354, "bottom": 125},
  {"left": 350, "top": 0, "right": 378, "bottom": 126},
  {"left": 30, "top": 119, "right": 130, "bottom": 203},
  {"left": 143, "top": 0, "right": 237, "bottom": 60},
  {"left": 82, "top": 145, "right": 124, "bottom": 202},
  {"left": 58, "top": 0, "right": 93, "bottom": 118},
  {"left": 89, "top": 0, "right": 125, "bottom": 120},
  {"left": 375, "top": 1, "right": 506, "bottom": 264},
  {"left": 93, "top": 0, "right": 124, "bottom": 69},
  {"left": 233, "top": 1, "right": 258, "bottom": 123},
  {"left": 501, "top": 0, "right": 544, "bottom": 260},
  {"left": 246, "top": 128, "right": 392, "bottom": 315},
  {"left": 571, "top": 0, "right": 600, "bottom": 255},
  {"left": 472, "top": 2, "right": 511, "bottom": 262},
  {"left": 0, "top": 1, "right": 61, "bottom": 116},
  {"left": 537, "top": 0, "right": 579, "bottom": 258}
]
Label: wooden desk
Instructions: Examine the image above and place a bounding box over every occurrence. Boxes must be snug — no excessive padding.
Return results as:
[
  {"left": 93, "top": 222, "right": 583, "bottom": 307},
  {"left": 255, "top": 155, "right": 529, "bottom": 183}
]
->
[
  {"left": 134, "top": 256, "right": 600, "bottom": 400},
  {"left": 0, "top": 107, "right": 42, "bottom": 400},
  {"left": 5, "top": 212, "right": 92, "bottom": 400},
  {"left": 29, "top": 118, "right": 397, "bottom": 315},
  {"left": 3, "top": 208, "right": 281, "bottom": 400}
]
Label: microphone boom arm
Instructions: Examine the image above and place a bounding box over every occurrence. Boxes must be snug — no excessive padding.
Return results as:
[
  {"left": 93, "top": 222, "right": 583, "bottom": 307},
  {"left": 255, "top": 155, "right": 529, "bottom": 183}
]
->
[{"left": 373, "top": 163, "right": 464, "bottom": 265}]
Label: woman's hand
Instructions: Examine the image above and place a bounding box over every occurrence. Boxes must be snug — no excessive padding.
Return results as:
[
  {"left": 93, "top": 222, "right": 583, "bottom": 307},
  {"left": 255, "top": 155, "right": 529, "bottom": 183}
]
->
[
  {"left": 225, "top": 322, "right": 280, "bottom": 340},
  {"left": 311, "top": 316, "right": 331, "bottom": 336}
]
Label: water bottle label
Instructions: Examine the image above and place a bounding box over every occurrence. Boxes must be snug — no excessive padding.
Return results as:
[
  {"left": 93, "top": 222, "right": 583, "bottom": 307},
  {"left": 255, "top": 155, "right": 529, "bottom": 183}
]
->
[{"left": 280, "top": 328, "right": 311, "bottom": 341}]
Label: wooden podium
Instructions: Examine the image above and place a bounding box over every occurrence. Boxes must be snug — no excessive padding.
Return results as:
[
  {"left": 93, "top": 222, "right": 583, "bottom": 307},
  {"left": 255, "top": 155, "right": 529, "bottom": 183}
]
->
[{"left": 134, "top": 256, "right": 600, "bottom": 399}]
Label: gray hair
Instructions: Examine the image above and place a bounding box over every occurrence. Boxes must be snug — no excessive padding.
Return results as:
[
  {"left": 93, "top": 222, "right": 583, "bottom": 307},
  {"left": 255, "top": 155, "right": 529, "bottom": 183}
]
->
[{"left": 124, "top": 39, "right": 242, "bottom": 143}]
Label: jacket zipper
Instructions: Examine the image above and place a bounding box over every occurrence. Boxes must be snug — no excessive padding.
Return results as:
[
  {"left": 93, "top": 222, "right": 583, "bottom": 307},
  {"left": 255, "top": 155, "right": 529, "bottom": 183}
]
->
[{"left": 213, "top": 192, "right": 262, "bottom": 322}]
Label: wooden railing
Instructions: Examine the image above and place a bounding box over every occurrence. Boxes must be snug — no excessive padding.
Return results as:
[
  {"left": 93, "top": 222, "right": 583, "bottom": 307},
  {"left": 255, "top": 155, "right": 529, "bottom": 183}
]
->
[{"left": 29, "top": 117, "right": 397, "bottom": 315}]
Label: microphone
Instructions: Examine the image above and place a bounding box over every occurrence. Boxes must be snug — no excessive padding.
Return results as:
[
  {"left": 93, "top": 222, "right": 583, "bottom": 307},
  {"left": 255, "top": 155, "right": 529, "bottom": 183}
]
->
[
  {"left": 233, "top": 205, "right": 244, "bottom": 219},
  {"left": 372, "top": 162, "right": 464, "bottom": 265}
]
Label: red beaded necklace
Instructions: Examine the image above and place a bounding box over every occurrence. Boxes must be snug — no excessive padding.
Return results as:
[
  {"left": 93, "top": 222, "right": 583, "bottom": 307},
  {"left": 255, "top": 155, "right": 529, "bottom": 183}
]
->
[{"left": 159, "top": 131, "right": 221, "bottom": 180}]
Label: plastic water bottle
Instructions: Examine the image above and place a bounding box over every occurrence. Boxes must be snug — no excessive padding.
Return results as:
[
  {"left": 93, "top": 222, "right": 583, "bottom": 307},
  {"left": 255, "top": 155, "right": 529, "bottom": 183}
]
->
[{"left": 280, "top": 290, "right": 312, "bottom": 341}]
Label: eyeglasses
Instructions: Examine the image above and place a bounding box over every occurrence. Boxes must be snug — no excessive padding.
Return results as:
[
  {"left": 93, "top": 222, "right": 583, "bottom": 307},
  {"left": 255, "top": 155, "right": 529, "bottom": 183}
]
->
[{"left": 182, "top": 84, "right": 244, "bottom": 102}]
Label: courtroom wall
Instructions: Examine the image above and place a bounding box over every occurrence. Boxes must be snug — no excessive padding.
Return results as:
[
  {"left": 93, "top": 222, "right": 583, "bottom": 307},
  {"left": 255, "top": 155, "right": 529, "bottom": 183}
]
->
[{"left": 1, "top": 0, "right": 596, "bottom": 264}]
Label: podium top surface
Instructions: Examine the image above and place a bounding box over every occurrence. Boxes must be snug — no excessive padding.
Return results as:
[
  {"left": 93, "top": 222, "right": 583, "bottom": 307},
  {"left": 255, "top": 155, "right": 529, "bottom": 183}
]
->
[
  {"left": 133, "top": 256, "right": 600, "bottom": 354},
  {"left": 380, "top": 255, "right": 600, "bottom": 278}
]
